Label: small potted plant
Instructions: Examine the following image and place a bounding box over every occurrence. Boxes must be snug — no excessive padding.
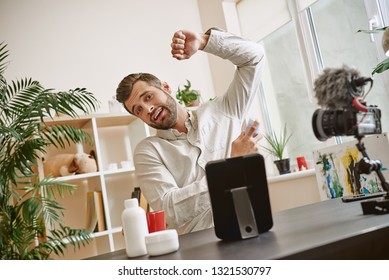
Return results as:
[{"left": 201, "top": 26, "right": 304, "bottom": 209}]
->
[
  {"left": 261, "top": 124, "right": 293, "bottom": 175},
  {"left": 176, "top": 79, "right": 200, "bottom": 107}
]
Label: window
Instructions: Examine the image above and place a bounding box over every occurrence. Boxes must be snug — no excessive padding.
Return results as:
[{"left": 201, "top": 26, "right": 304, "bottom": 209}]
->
[
  {"left": 260, "top": 20, "right": 323, "bottom": 161},
  {"left": 238, "top": 0, "right": 389, "bottom": 173},
  {"left": 310, "top": 0, "right": 389, "bottom": 142}
]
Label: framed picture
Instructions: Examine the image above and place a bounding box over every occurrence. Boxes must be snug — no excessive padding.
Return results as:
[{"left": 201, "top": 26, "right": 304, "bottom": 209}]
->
[{"left": 313, "top": 133, "right": 389, "bottom": 200}]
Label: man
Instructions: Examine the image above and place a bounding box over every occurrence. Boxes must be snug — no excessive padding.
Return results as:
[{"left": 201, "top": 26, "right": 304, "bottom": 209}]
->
[{"left": 116, "top": 28, "right": 265, "bottom": 235}]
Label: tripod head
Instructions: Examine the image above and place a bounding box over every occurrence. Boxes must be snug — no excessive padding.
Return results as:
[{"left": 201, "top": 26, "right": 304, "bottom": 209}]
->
[{"left": 357, "top": 156, "right": 382, "bottom": 174}]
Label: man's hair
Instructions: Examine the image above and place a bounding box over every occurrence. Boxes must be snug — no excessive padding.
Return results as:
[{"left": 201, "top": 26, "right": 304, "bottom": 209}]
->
[{"left": 116, "top": 73, "right": 162, "bottom": 112}]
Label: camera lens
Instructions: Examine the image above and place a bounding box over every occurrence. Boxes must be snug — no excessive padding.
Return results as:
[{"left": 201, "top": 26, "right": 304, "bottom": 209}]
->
[
  {"left": 312, "top": 109, "right": 334, "bottom": 141},
  {"left": 312, "top": 109, "right": 353, "bottom": 141},
  {"left": 312, "top": 108, "right": 381, "bottom": 141}
]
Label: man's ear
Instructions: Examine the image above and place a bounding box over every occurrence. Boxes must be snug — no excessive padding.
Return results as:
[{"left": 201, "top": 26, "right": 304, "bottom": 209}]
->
[{"left": 161, "top": 82, "right": 172, "bottom": 94}]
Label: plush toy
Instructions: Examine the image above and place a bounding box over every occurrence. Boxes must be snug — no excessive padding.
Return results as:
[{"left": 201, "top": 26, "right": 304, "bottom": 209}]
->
[{"left": 43, "top": 151, "right": 98, "bottom": 177}]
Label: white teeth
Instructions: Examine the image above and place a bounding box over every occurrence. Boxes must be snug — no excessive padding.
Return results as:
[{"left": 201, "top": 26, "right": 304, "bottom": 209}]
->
[{"left": 153, "top": 108, "right": 161, "bottom": 120}]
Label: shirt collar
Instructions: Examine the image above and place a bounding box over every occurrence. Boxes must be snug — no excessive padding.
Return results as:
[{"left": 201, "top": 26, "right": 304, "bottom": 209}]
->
[{"left": 155, "top": 109, "right": 198, "bottom": 140}]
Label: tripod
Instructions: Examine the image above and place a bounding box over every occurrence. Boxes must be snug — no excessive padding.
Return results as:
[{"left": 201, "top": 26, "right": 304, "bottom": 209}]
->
[{"left": 355, "top": 136, "right": 389, "bottom": 214}]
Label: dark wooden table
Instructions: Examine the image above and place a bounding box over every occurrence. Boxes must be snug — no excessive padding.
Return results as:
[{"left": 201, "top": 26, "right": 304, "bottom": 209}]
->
[{"left": 88, "top": 197, "right": 389, "bottom": 260}]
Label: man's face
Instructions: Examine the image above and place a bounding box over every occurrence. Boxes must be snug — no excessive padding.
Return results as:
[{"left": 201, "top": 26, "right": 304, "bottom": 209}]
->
[{"left": 124, "top": 80, "right": 178, "bottom": 130}]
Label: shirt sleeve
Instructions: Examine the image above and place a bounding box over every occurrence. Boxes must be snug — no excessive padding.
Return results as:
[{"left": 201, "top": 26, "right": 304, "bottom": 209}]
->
[
  {"left": 202, "top": 28, "right": 265, "bottom": 119},
  {"left": 134, "top": 141, "right": 210, "bottom": 230}
]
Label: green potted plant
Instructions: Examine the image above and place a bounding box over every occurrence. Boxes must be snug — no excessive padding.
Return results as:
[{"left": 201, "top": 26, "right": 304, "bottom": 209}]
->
[
  {"left": 0, "top": 42, "right": 100, "bottom": 259},
  {"left": 176, "top": 79, "right": 200, "bottom": 107},
  {"left": 261, "top": 124, "right": 293, "bottom": 175}
]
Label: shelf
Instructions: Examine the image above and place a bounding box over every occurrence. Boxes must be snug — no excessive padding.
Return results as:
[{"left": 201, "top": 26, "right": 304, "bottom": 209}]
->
[
  {"left": 101, "top": 167, "right": 135, "bottom": 176},
  {"left": 39, "top": 114, "right": 149, "bottom": 259},
  {"left": 111, "top": 226, "right": 123, "bottom": 234},
  {"left": 42, "top": 113, "right": 138, "bottom": 128},
  {"left": 94, "top": 113, "right": 137, "bottom": 127},
  {"left": 50, "top": 167, "right": 136, "bottom": 181},
  {"left": 50, "top": 171, "right": 100, "bottom": 182},
  {"left": 42, "top": 115, "right": 92, "bottom": 128},
  {"left": 91, "top": 230, "right": 110, "bottom": 238}
]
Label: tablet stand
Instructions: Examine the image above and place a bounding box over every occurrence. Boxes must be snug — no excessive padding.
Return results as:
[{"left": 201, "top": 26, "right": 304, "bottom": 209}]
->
[
  {"left": 230, "top": 186, "right": 259, "bottom": 239},
  {"left": 205, "top": 154, "right": 273, "bottom": 240}
]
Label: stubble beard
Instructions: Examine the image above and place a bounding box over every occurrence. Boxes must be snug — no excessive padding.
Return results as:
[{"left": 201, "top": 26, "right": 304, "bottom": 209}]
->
[{"left": 149, "top": 94, "right": 178, "bottom": 130}]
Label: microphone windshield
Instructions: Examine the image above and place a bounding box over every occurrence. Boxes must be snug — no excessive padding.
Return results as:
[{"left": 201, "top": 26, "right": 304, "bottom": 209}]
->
[{"left": 313, "top": 65, "right": 367, "bottom": 110}]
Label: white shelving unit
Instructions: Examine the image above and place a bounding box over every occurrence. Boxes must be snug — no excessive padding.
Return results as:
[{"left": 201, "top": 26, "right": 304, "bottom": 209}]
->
[{"left": 40, "top": 113, "right": 150, "bottom": 260}]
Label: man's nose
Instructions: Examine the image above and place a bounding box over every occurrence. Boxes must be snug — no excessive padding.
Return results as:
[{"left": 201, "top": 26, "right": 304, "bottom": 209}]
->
[{"left": 145, "top": 104, "right": 154, "bottom": 114}]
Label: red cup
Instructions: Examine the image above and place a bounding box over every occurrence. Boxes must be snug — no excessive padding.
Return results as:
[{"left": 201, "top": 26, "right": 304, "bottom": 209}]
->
[
  {"left": 146, "top": 210, "right": 166, "bottom": 233},
  {"left": 296, "top": 156, "right": 308, "bottom": 171}
]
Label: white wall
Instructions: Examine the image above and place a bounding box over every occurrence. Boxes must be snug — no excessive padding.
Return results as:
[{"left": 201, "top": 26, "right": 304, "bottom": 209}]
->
[
  {"left": 0, "top": 0, "right": 219, "bottom": 113},
  {"left": 1, "top": 0, "right": 324, "bottom": 214}
]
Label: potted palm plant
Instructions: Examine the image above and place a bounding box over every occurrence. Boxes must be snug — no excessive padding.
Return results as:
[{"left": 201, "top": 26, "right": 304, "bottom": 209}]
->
[
  {"left": 0, "top": 42, "right": 100, "bottom": 259},
  {"left": 261, "top": 124, "right": 293, "bottom": 175},
  {"left": 176, "top": 79, "right": 200, "bottom": 107}
]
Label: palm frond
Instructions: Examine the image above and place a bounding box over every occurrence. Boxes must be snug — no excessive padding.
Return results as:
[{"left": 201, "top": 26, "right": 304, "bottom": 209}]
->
[
  {"left": 41, "top": 225, "right": 92, "bottom": 257},
  {"left": 0, "top": 42, "right": 10, "bottom": 75},
  {"left": 1, "top": 42, "right": 97, "bottom": 259},
  {"left": 36, "top": 177, "right": 77, "bottom": 198},
  {"left": 19, "top": 176, "right": 77, "bottom": 226},
  {"left": 0, "top": 204, "right": 41, "bottom": 260},
  {"left": 41, "top": 124, "right": 93, "bottom": 149},
  {"left": 3, "top": 78, "right": 99, "bottom": 125},
  {"left": 4, "top": 78, "right": 43, "bottom": 120},
  {"left": 0, "top": 136, "right": 46, "bottom": 185}
]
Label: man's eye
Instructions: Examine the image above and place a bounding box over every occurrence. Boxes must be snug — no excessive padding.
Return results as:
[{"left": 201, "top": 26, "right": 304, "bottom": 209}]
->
[
  {"left": 135, "top": 107, "right": 142, "bottom": 115},
  {"left": 146, "top": 94, "right": 152, "bottom": 100}
]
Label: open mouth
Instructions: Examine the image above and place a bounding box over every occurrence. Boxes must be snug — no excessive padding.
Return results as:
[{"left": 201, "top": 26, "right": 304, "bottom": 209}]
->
[{"left": 151, "top": 107, "right": 163, "bottom": 123}]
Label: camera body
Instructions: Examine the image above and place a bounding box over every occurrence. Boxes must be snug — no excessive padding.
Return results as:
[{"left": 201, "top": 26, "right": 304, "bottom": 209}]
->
[{"left": 312, "top": 105, "right": 382, "bottom": 141}]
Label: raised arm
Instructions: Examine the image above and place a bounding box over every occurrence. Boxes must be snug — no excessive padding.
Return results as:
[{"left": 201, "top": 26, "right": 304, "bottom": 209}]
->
[{"left": 202, "top": 28, "right": 265, "bottom": 118}]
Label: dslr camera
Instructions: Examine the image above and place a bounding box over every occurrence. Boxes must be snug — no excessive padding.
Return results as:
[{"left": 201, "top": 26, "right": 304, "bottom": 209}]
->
[
  {"left": 312, "top": 66, "right": 382, "bottom": 141},
  {"left": 312, "top": 102, "right": 382, "bottom": 141}
]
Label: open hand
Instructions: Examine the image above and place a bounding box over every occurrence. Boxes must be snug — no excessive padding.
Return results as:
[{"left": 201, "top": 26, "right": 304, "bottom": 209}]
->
[{"left": 231, "top": 120, "right": 262, "bottom": 157}]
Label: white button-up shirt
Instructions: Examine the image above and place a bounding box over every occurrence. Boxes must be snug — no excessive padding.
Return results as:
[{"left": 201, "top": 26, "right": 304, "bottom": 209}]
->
[{"left": 134, "top": 29, "right": 265, "bottom": 235}]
